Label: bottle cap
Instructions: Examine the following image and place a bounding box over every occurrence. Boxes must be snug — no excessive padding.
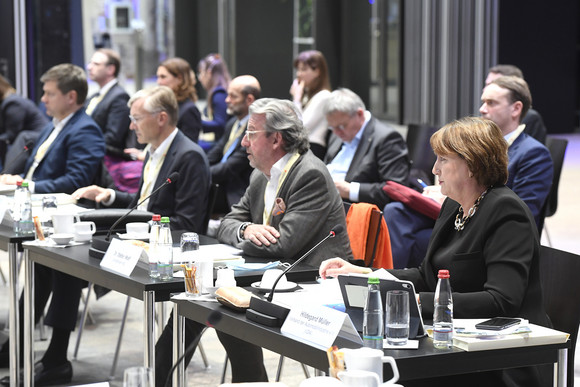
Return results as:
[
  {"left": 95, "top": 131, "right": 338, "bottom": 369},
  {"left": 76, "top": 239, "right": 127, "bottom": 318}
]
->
[
  {"left": 21, "top": 181, "right": 29, "bottom": 188},
  {"left": 367, "top": 277, "right": 380, "bottom": 284},
  {"left": 152, "top": 214, "right": 161, "bottom": 221},
  {"left": 438, "top": 269, "right": 450, "bottom": 279},
  {"left": 16, "top": 181, "right": 22, "bottom": 187},
  {"left": 160, "top": 216, "right": 170, "bottom": 223}
]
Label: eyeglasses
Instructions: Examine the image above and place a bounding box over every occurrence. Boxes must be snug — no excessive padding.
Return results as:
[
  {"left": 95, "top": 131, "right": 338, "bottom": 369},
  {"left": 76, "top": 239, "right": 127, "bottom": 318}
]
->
[
  {"left": 129, "top": 112, "right": 159, "bottom": 124},
  {"left": 327, "top": 124, "right": 347, "bottom": 132},
  {"left": 244, "top": 130, "right": 268, "bottom": 141}
]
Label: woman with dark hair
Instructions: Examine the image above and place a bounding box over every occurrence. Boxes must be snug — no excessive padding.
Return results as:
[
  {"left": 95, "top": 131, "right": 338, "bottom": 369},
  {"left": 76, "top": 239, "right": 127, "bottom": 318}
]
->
[
  {"left": 156, "top": 57, "right": 203, "bottom": 143},
  {"left": 321, "top": 116, "right": 551, "bottom": 387},
  {"left": 0, "top": 75, "right": 48, "bottom": 172},
  {"left": 290, "top": 50, "right": 331, "bottom": 159},
  {"left": 197, "top": 53, "right": 231, "bottom": 142}
]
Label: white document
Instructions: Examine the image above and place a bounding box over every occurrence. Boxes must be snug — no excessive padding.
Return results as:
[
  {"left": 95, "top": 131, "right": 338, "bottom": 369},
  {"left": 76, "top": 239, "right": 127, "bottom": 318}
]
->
[{"left": 172, "top": 243, "right": 243, "bottom": 264}]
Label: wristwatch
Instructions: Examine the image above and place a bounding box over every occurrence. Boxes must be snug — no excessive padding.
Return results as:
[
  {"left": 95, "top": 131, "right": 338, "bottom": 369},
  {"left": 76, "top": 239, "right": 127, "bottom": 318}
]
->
[{"left": 239, "top": 222, "right": 252, "bottom": 240}]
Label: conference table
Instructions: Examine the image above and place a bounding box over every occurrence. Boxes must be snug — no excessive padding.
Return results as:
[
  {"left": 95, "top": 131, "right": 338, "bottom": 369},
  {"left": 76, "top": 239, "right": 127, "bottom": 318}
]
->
[
  {"left": 20, "top": 236, "right": 319, "bottom": 387},
  {"left": 0, "top": 225, "right": 35, "bottom": 387},
  {"left": 172, "top": 292, "right": 570, "bottom": 387}
]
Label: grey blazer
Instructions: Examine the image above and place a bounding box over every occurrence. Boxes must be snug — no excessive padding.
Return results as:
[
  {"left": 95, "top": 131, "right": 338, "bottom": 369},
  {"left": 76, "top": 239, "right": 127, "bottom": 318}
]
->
[{"left": 217, "top": 151, "right": 352, "bottom": 266}]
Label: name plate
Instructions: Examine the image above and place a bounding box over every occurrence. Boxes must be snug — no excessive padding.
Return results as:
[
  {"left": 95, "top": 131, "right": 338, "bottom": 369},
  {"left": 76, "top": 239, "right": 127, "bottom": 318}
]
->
[
  {"left": 100, "top": 238, "right": 143, "bottom": 276},
  {"left": 281, "top": 304, "right": 361, "bottom": 349}
]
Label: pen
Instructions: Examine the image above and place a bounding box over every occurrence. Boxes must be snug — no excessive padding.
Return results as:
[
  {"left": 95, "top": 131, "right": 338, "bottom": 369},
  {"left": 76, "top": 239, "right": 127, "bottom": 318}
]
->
[{"left": 417, "top": 179, "right": 428, "bottom": 188}]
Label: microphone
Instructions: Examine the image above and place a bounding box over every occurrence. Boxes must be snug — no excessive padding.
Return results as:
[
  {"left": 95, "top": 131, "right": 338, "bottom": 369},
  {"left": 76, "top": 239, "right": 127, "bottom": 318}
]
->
[
  {"left": 267, "top": 224, "right": 343, "bottom": 302},
  {"left": 105, "top": 171, "right": 180, "bottom": 241},
  {"left": 246, "top": 224, "right": 344, "bottom": 327},
  {"left": 0, "top": 141, "right": 34, "bottom": 174}
]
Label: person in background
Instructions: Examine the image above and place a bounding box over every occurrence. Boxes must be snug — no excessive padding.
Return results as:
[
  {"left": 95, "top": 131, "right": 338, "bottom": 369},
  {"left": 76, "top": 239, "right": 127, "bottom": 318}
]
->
[
  {"left": 155, "top": 98, "right": 352, "bottom": 386},
  {"left": 86, "top": 48, "right": 141, "bottom": 192},
  {"left": 321, "top": 116, "right": 550, "bottom": 387},
  {"left": 323, "top": 88, "right": 410, "bottom": 208},
  {"left": 197, "top": 53, "right": 231, "bottom": 147},
  {"left": 290, "top": 50, "right": 331, "bottom": 159},
  {"left": 485, "top": 64, "right": 547, "bottom": 144},
  {"left": 0, "top": 63, "right": 105, "bottom": 386},
  {"left": 155, "top": 57, "right": 203, "bottom": 143},
  {"left": 0, "top": 74, "right": 48, "bottom": 173},
  {"left": 207, "top": 75, "right": 261, "bottom": 214}
]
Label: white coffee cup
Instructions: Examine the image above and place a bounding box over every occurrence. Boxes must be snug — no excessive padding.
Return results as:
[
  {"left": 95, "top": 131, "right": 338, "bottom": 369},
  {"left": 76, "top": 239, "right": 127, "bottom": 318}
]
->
[
  {"left": 259, "top": 268, "right": 288, "bottom": 289},
  {"left": 341, "top": 348, "right": 399, "bottom": 384},
  {"left": 74, "top": 221, "right": 96, "bottom": 242},
  {"left": 215, "top": 268, "right": 236, "bottom": 287},
  {"left": 126, "top": 222, "right": 149, "bottom": 235},
  {"left": 51, "top": 213, "right": 80, "bottom": 234}
]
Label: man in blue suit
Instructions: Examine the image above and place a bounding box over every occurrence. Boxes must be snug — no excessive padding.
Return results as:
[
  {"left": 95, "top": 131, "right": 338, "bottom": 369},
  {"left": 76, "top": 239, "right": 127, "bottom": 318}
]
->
[
  {"left": 0, "top": 63, "right": 105, "bottom": 193},
  {"left": 0, "top": 63, "right": 104, "bottom": 386},
  {"left": 386, "top": 75, "right": 553, "bottom": 269}
]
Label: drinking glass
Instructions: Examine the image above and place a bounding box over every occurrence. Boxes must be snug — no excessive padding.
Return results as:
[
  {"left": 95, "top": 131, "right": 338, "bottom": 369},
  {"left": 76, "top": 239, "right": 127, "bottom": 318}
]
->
[
  {"left": 123, "top": 366, "right": 153, "bottom": 387},
  {"left": 385, "top": 290, "right": 410, "bottom": 345}
]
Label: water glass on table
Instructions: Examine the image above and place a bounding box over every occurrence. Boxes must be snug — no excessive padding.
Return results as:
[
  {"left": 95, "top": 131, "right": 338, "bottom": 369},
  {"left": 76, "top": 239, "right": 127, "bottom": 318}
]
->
[
  {"left": 180, "top": 232, "right": 201, "bottom": 296},
  {"left": 123, "top": 366, "right": 153, "bottom": 387},
  {"left": 385, "top": 290, "right": 410, "bottom": 345}
]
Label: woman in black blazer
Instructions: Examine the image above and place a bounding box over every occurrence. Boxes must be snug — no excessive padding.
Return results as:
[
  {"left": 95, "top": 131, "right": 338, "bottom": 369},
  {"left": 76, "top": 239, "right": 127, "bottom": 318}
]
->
[{"left": 321, "top": 117, "right": 550, "bottom": 387}]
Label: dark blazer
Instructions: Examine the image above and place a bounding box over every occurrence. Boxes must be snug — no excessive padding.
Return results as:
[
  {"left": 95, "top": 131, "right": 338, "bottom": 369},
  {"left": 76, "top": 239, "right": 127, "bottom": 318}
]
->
[
  {"left": 207, "top": 117, "right": 252, "bottom": 210},
  {"left": 177, "top": 99, "right": 202, "bottom": 143},
  {"left": 202, "top": 87, "right": 230, "bottom": 140},
  {"left": 23, "top": 109, "right": 105, "bottom": 193},
  {"left": 114, "top": 130, "right": 210, "bottom": 232},
  {"left": 324, "top": 115, "right": 410, "bottom": 208},
  {"left": 507, "top": 132, "right": 553, "bottom": 227},
  {"left": 86, "top": 83, "right": 131, "bottom": 150},
  {"left": 218, "top": 151, "right": 353, "bottom": 266},
  {"left": 0, "top": 94, "right": 48, "bottom": 144}
]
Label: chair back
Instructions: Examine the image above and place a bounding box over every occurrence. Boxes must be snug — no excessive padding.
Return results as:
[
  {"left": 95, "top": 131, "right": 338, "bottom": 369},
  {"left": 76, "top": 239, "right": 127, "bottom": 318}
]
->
[
  {"left": 406, "top": 124, "right": 437, "bottom": 189},
  {"left": 344, "top": 202, "right": 391, "bottom": 268},
  {"left": 539, "top": 245, "right": 580, "bottom": 387},
  {"left": 543, "top": 137, "right": 568, "bottom": 218},
  {"left": 202, "top": 183, "right": 219, "bottom": 234}
]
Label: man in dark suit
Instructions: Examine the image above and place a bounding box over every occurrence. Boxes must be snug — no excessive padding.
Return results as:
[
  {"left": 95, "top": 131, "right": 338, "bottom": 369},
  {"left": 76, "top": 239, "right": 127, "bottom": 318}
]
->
[
  {"left": 86, "top": 48, "right": 135, "bottom": 153},
  {"left": 0, "top": 63, "right": 105, "bottom": 386},
  {"left": 73, "top": 85, "right": 210, "bottom": 232},
  {"left": 323, "top": 88, "right": 410, "bottom": 208},
  {"left": 207, "top": 75, "right": 260, "bottom": 213}
]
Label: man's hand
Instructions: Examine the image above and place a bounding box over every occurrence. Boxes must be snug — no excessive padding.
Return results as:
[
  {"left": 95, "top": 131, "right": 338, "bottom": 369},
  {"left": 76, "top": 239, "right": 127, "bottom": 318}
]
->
[
  {"left": 243, "top": 224, "right": 280, "bottom": 247},
  {"left": 334, "top": 180, "right": 351, "bottom": 199},
  {"left": 72, "top": 185, "right": 111, "bottom": 202},
  {"left": 0, "top": 174, "right": 23, "bottom": 185}
]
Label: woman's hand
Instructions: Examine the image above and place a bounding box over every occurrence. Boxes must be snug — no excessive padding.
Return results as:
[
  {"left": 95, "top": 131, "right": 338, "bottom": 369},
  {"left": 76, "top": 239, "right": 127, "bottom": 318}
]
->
[
  {"left": 319, "top": 257, "right": 368, "bottom": 279},
  {"left": 289, "top": 79, "right": 305, "bottom": 103}
]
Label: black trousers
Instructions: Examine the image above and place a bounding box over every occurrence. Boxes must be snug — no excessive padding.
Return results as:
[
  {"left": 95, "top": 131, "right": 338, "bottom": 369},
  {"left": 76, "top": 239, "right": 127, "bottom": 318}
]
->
[{"left": 155, "top": 317, "right": 267, "bottom": 386}]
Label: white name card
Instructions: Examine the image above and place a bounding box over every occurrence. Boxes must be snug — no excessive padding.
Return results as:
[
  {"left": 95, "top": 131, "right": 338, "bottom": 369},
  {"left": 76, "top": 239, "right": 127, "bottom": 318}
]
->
[
  {"left": 100, "top": 238, "right": 143, "bottom": 276},
  {"left": 281, "top": 304, "right": 362, "bottom": 349}
]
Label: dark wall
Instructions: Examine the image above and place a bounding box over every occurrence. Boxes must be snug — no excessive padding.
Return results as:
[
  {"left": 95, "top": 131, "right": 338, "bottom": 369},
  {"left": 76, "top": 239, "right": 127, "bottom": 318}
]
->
[
  {"left": 0, "top": 1, "right": 15, "bottom": 84},
  {"left": 498, "top": 0, "right": 579, "bottom": 133}
]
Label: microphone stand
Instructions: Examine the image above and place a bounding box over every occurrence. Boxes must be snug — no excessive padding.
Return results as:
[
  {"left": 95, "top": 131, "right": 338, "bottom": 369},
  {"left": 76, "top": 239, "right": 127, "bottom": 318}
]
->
[{"left": 246, "top": 229, "right": 339, "bottom": 327}]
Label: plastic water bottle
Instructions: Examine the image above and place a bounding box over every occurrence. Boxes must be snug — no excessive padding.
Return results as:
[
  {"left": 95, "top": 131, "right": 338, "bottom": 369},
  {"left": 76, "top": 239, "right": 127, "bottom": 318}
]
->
[
  {"left": 12, "top": 181, "right": 24, "bottom": 233},
  {"left": 148, "top": 214, "right": 161, "bottom": 278},
  {"left": 363, "top": 277, "right": 384, "bottom": 349},
  {"left": 19, "top": 182, "right": 34, "bottom": 234},
  {"left": 157, "top": 217, "right": 173, "bottom": 280},
  {"left": 433, "top": 269, "right": 454, "bottom": 349}
]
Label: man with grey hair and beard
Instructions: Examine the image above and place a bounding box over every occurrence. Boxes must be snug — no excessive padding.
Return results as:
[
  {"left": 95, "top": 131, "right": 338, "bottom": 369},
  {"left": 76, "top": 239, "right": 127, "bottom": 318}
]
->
[{"left": 155, "top": 98, "right": 352, "bottom": 385}]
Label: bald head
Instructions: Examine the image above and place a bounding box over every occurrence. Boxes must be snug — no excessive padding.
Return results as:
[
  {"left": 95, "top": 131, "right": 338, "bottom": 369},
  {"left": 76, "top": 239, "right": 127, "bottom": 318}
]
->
[{"left": 226, "top": 75, "right": 261, "bottom": 118}]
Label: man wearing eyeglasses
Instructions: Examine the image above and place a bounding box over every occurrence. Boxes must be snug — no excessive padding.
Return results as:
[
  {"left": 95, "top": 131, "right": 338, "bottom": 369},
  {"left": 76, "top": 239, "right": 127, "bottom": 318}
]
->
[
  {"left": 73, "top": 85, "right": 210, "bottom": 232},
  {"left": 324, "top": 88, "right": 410, "bottom": 208},
  {"left": 154, "top": 98, "right": 352, "bottom": 386}
]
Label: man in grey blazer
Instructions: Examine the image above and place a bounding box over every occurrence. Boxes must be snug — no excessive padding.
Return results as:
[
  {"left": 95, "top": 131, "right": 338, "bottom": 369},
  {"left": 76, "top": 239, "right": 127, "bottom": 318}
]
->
[
  {"left": 324, "top": 88, "right": 410, "bottom": 208},
  {"left": 154, "top": 98, "right": 353, "bottom": 386}
]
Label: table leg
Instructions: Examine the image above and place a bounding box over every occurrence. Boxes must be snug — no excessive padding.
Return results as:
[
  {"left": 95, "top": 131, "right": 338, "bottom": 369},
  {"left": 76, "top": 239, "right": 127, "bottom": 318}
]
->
[
  {"left": 556, "top": 347, "right": 568, "bottom": 387},
  {"left": 143, "top": 290, "right": 155, "bottom": 371},
  {"left": 172, "top": 304, "right": 185, "bottom": 386},
  {"left": 8, "top": 243, "right": 19, "bottom": 387},
  {"left": 23, "top": 249, "right": 34, "bottom": 387}
]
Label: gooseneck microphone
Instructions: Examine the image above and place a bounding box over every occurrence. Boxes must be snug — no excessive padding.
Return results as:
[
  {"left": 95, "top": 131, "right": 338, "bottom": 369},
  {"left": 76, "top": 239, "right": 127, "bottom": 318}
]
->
[
  {"left": 246, "top": 224, "right": 344, "bottom": 327},
  {"left": 105, "top": 171, "right": 180, "bottom": 241},
  {"left": 0, "top": 141, "right": 34, "bottom": 174},
  {"left": 267, "top": 224, "right": 344, "bottom": 302}
]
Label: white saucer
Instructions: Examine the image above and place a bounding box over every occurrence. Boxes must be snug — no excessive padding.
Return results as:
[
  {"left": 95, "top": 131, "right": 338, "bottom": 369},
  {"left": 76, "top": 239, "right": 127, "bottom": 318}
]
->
[
  {"left": 117, "top": 232, "right": 150, "bottom": 240},
  {"left": 251, "top": 281, "right": 299, "bottom": 292}
]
